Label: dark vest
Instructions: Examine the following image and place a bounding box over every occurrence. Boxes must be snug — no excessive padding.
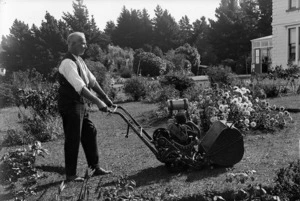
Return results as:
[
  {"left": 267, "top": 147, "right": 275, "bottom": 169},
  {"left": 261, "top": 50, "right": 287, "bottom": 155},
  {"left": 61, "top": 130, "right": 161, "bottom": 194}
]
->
[{"left": 58, "top": 52, "right": 84, "bottom": 109}]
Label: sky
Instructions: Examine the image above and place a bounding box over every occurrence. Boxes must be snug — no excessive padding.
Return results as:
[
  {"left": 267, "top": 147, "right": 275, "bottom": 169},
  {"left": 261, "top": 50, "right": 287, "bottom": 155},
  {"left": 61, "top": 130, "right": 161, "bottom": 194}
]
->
[{"left": 0, "top": 0, "right": 220, "bottom": 40}]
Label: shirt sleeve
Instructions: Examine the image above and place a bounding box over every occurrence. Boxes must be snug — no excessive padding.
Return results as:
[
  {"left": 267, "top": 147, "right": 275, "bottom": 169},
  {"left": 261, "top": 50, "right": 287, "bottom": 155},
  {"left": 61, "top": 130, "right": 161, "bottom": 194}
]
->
[
  {"left": 59, "top": 59, "right": 86, "bottom": 94},
  {"left": 86, "top": 67, "right": 97, "bottom": 88}
]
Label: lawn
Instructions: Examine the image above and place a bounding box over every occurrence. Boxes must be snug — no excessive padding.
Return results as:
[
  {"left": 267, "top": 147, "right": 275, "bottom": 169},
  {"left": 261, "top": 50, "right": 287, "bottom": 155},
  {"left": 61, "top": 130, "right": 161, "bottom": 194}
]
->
[{"left": 0, "top": 95, "right": 300, "bottom": 200}]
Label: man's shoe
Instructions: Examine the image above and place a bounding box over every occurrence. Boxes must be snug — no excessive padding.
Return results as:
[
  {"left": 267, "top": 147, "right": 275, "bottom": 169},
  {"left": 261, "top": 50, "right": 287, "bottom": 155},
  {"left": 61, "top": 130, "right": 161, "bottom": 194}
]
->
[
  {"left": 92, "top": 167, "right": 112, "bottom": 176},
  {"left": 66, "top": 175, "right": 84, "bottom": 182}
]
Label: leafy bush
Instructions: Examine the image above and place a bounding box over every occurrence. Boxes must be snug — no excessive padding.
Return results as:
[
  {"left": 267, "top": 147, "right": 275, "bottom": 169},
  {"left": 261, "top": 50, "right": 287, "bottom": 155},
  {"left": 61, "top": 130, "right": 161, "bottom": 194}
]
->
[
  {"left": 152, "top": 46, "right": 163, "bottom": 58},
  {"left": 188, "top": 86, "right": 293, "bottom": 133},
  {"left": 21, "top": 115, "right": 62, "bottom": 142},
  {"left": 14, "top": 83, "right": 63, "bottom": 144},
  {"left": 0, "top": 141, "right": 48, "bottom": 200},
  {"left": 119, "top": 66, "right": 132, "bottom": 78},
  {"left": 175, "top": 43, "right": 201, "bottom": 75},
  {"left": 133, "top": 52, "right": 166, "bottom": 77},
  {"left": 159, "top": 72, "right": 195, "bottom": 97},
  {"left": 124, "top": 76, "right": 147, "bottom": 101},
  {"left": 273, "top": 160, "right": 300, "bottom": 200},
  {"left": 183, "top": 84, "right": 204, "bottom": 102},
  {"left": 156, "top": 85, "right": 180, "bottom": 111},
  {"left": 258, "top": 83, "right": 280, "bottom": 98},
  {"left": 143, "top": 81, "right": 162, "bottom": 103},
  {"left": 206, "top": 65, "right": 235, "bottom": 87},
  {"left": 105, "top": 45, "right": 134, "bottom": 72},
  {"left": 2, "top": 129, "right": 33, "bottom": 147},
  {"left": 164, "top": 50, "right": 188, "bottom": 72},
  {"left": 17, "top": 84, "right": 59, "bottom": 119}
]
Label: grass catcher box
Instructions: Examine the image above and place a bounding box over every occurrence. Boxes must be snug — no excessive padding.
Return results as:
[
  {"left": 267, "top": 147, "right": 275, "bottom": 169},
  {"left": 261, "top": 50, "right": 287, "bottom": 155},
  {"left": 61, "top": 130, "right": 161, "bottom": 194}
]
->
[{"left": 200, "top": 121, "right": 244, "bottom": 167}]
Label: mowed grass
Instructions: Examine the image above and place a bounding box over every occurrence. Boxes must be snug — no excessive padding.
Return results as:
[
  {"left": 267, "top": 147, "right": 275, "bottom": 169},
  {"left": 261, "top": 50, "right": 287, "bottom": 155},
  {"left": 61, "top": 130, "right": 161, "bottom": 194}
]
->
[{"left": 0, "top": 96, "right": 300, "bottom": 200}]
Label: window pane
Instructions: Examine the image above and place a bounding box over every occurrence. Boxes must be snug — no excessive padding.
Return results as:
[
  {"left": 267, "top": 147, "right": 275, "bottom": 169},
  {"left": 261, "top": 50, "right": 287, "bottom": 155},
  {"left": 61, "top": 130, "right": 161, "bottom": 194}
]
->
[
  {"left": 290, "top": 0, "right": 297, "bottom": 8},
  {"left": 289, "top": 28, "right": 296, "bottom": 61},
  {"left": 289, "top": 28, "right": 296, "bottom": 43}
]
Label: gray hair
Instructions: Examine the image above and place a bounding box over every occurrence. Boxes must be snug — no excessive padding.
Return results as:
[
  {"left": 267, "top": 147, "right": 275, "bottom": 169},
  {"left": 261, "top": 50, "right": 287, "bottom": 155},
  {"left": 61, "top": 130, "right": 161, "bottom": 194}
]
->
[{"left": 67, "top": 32, "right": 85, "bottom": 49}]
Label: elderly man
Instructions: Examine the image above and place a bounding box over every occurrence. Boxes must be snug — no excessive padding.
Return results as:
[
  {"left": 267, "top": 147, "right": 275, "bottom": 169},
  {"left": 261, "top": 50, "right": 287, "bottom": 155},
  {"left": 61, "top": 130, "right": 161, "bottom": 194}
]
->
[{"left": 58, "top": 32, "right": 113, "bottom": 182}]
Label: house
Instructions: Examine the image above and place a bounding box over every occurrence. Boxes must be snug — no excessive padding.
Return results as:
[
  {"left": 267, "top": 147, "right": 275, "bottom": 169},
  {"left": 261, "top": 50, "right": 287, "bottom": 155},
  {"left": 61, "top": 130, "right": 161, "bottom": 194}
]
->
[{"left": 251, "top": 0, "right": 300, "bottom": 73}]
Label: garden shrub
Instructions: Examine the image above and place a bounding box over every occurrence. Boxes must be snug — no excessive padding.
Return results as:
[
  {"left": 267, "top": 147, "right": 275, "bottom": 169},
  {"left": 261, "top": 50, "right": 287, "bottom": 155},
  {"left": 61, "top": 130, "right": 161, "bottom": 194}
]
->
[
  {"left": 164, "top": 50, "right": 188, "bottom": 72},
  {"left": 273, "top": 160, "right": 300, "bottom": 200},
  {"left": 188, "top": 86, "right": 293, "bottom": 133},
  {"left": 206, "top": 65, "right": 235, "bottom": 87},
  {"left": 0, "top": 141, "right": 49, "bottom": 200},
  {"left": 159, "top": 72, "right": 195, "bottom": 97},
  {"left": 182, "top": 84, "right": 204, "bottom": 102},
  {"left": 105, "top": 45, "right": 134, "bottom": 72},
  {"left": 124, "top": 76, "right": 147, "bottom": 101},
  {"left": 14, "top": 82, "right": 63, "bottom": 144},
  {"left": 85, "top": 59, "right": 115, "bottom": 100},
  {"left": 143, "top": 81, "right": 162, "bottom": 103},
  {"left": 258, "top": 83, "right": 280, "bottom": 98},
  {"left": 2, "top": 129, "right": 33, "bottom": 147},
  {"left": 17, "top": 84, "right": 59, "bottom": 119},
  {"left": 119, "top": 66, "right": 132, "bottom": 78},
  {"left": 175, "top": 43, "right": 201, "bottom": 75},
  {"left": 152, "top": 46, "right": 163, "bottom": 58},
  {"left": 156, "top": 85, "right": 180, "bottom": 112},
  {"left": 85, "top": 43, "right": 105, "bottom": 62},
  {"left": 133, "top": 52, "right": 166, "bottom": 77},
  {"left": 21, "top": 115, "right": 62, "bottom": 142}
]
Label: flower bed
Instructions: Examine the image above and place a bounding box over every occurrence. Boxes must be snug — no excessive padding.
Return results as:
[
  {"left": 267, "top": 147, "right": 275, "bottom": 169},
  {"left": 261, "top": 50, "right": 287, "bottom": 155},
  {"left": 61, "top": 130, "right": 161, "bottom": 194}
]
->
[{"left": 188, "top": 86, "right": 293, "bottom": 133}]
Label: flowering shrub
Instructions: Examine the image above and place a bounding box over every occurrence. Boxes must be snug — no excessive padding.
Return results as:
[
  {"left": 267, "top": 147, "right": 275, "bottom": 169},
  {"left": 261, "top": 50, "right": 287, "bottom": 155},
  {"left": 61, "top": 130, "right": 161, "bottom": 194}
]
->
[{"left": 188, "top": 86, "right": 293, "bottom": 133}]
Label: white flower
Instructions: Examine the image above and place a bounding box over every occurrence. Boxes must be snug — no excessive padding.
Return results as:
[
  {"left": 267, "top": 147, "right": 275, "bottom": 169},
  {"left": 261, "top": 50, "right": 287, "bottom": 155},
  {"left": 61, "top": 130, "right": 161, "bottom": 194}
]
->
[
  {"left": 210, "top": 116, "right": 218, "bottom": 123},
  {"left": 250, "top": 122, "right": 256, "bottom": 127},
  {"left": 244, "top": 119, "right": 250, "bottom": 124},
  {"left": 243, "top": 110, "right": 251, "bottom": 116},
  {"left": 224, "top": 92, "right": 230, "bottom": 99},
  {"left": 219, "top": 104, "right": 225, "bottom": 112},
  {"left": 231, "top": 98, "right": 238, "bottom": 104},
  {"left": 284, "top": 111, "right": 290, "bottom": 116},
  {"left": 237, "top": 97, "right": 242, "bottom": 103}
]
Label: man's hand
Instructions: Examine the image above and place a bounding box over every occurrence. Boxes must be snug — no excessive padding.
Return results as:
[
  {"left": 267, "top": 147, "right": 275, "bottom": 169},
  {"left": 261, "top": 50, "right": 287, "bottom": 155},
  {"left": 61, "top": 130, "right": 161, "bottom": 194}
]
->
[{"left": 105, "top": 98, "right": 114, "bottom": 107}]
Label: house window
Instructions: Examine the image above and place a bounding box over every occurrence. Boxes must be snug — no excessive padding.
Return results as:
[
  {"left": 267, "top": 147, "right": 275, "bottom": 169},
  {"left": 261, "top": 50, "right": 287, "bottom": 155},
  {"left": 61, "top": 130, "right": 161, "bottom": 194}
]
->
[
  {"left": 289, "top": 0, "right": 299, "bottom": 9},
  {"left": 289, "top": 28, "right": 296, "bottom": 62}
]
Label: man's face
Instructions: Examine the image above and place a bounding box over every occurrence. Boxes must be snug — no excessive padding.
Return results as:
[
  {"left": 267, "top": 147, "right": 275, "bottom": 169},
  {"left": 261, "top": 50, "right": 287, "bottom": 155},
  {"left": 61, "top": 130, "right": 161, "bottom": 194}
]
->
[{"left": 74, "top": 36, "right": 87, "bottom": 56}]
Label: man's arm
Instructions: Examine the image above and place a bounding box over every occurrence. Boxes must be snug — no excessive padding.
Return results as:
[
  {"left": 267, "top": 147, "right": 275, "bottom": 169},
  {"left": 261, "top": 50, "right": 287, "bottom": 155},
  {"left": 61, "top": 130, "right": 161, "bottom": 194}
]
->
[
  {"left": 81, "top": 86, "right": 107, "bottom": 110},
  {"left": 91, "top": 82, "right": 114, "bottom": 107}
]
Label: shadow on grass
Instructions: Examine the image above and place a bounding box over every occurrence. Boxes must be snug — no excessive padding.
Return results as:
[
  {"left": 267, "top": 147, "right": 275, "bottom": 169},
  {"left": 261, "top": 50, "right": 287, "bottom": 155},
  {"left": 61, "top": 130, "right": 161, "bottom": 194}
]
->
[
  {"left": 126, "top": 165, "right": 227, "bottom": 187},
  {"left": 0, "top": 192, "right": 14, "bottom": 201},
  {"left": 36, "top": 165, "right": 65, "bottom": 175},
  {"left": 185, "top": 166, "right": 228, "bottom": 183}
]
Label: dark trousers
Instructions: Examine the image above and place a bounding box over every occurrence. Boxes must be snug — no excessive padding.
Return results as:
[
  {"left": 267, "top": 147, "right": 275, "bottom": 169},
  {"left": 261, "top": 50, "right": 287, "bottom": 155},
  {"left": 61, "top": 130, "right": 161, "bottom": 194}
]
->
[{"left": 60, "top": 103, "right": 99, "bottom": 176}]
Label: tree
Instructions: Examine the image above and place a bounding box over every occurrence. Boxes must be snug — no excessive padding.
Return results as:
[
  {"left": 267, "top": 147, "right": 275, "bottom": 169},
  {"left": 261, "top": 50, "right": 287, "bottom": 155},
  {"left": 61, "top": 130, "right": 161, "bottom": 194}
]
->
[
  {"left": 111, "top": 7, "right": 153, "bottom": 49},
  {"left": 62, "top": 0, "right": 110, "bottom": 49},
  {"left": 0, "top": 20, "right": 38, "bottom": 73},
  {"left": 190, "top": 16, "right": 216, "bottom": 65},
  {"left": 257, "top": 0, "right": 272, "bottom": 37},
  {"left": 178, "top": 15, "right": 193, "bottom": 45},
  {"left": 104, "top": 20, "right": 116, "bottom": 40},
  {"left": 208, "top": 0, "right": 260, "bottom": 73},
  {"left": 153, "top": 5, "right": 180, "bottom": 52}
]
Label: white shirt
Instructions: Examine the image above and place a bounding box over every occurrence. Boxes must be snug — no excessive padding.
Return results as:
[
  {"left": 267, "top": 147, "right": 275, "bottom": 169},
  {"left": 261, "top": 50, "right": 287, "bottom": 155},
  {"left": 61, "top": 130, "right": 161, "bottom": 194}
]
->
[{"left": 59, "top": 55, "right": 96, "bottom": 94}]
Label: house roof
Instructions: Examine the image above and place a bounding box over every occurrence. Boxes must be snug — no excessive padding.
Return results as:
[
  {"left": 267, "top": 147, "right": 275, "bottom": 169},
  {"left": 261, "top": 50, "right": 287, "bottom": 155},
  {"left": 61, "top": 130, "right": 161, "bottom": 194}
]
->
[{"left": 250, "top": 35, "right": 272, "bottom": 42}]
